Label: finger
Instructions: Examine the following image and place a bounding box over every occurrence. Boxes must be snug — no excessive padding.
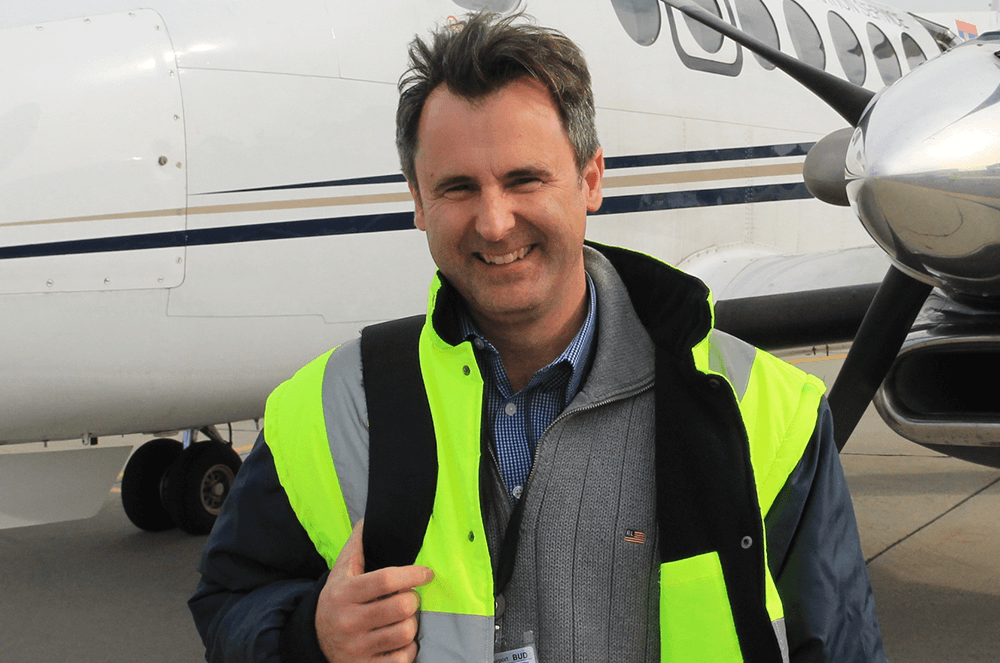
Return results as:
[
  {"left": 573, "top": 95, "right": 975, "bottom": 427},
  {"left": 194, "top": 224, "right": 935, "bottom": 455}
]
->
[
  {"left": 377, "top": 640, "right": 418, "bottom": 663},
  {"left": 354, "top": 589, "right": 421, "bottom": 632},
  {"left": 365, "top": 614, "right": 420, "bottom": 659},
  {"left": 331, "top": 518, "right": 366, "bottom": 580},
  {"left": 324, "top": 590, "right": 416, "bottom": 643},
  {"left": 345, "top": 564, "right": 434, "bottom": 605}
]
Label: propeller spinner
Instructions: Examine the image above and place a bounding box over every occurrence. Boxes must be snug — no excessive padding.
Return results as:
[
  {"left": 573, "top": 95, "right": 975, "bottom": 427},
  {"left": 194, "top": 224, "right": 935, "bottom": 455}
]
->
[{"left": 847, "top": 34, "right": 1000, "bottom": 303}]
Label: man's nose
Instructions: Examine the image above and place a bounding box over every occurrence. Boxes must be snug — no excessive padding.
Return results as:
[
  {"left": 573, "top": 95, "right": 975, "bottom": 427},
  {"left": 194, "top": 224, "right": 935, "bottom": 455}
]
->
[{"left": 474, "top": 188, "right": 515, "bottom": 242}]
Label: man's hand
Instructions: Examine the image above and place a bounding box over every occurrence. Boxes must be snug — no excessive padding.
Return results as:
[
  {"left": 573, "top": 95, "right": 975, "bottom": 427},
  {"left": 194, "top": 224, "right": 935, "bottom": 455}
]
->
[{"left": 315, "top": 519, "right": 435, "bottom": 663}]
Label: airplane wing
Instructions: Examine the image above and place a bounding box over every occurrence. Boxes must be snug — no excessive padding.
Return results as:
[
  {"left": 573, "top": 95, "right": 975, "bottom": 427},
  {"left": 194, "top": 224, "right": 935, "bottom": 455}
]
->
[{"left": 711, "top": 246, "right": 887, "bottom": 350}]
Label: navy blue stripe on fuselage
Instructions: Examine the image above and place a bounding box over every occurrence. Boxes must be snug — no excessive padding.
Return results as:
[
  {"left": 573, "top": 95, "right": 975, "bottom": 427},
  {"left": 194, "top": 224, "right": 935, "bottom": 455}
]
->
[
  {"left": 0, "top": 212, "right": 416, "bottom": 260},
  {"left": 0, "top": 183, "right": 813, "bottom": 260},
  {"left": 195, "top": 142, "right": 816, "bottom": 195},
  {"left": 594, "top": 182, "right": 812, "bottom": 216},
  {"left": 602, "top": 142, "right": 814, "bottom": 170},
  {"left": 205, "top": 173, "right": 407, "bottom": 195}
]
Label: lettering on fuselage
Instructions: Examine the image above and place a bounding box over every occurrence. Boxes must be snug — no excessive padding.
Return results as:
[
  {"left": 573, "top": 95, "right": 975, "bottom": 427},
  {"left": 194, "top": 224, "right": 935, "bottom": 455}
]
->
[{"left": 816, "top": 0, "right": 906, "bottom": 28}]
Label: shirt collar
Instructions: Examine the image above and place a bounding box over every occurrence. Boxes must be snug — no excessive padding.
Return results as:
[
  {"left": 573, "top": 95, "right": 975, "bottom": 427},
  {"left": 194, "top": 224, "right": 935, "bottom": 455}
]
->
[{"left": 458, "top": 272, "right": 598, "bottom": 405}]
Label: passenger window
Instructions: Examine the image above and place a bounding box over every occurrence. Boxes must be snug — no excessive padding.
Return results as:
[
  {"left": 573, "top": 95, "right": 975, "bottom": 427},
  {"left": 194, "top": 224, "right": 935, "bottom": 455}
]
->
[
  {"left": 734, "top": 0, "right": 780, "bottom": 70},
  {"left": 682, "top": 0, "right": 725, "bottom": 54},
  {"left": 610, "top": 0, "right": 661, "bottom": 46},
  {"left": 867, "top": 23, "right": 902, "bottom": 85},
  {"left": 828, "top": 12, "right": 866, "bottom": 86},
  {"left": 784, "top": 0, "right": 826, "bottom": 71},
  {"left": 901, "top": 33, "right": 928, "bottom": 70}
]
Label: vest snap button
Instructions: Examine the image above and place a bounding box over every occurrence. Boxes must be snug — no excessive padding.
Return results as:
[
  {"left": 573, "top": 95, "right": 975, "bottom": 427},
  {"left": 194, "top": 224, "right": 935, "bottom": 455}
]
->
[
  {"left": 463, "top": 365, "right": 471, "bottom": 376},
  {"left": 468, "top": 531, "right": 475, "bottom": 542},
  {"left": 741, "top": 536, "right": 753, "bottom": 549},
  {"left": 708, "top": 377, "right": 721, "bottom": 389}
]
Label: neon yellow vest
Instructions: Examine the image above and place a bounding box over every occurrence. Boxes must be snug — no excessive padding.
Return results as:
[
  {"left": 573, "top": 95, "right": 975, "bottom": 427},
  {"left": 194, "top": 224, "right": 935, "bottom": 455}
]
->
[{"left": 265, "top": 278, "right": 825, "bottom": 662}]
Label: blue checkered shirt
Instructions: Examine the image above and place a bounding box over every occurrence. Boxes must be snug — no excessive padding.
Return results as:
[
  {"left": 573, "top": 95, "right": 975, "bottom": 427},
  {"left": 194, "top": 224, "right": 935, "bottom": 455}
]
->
[{"left": 459, "top": 273, "right": 597, "bottom": 503}]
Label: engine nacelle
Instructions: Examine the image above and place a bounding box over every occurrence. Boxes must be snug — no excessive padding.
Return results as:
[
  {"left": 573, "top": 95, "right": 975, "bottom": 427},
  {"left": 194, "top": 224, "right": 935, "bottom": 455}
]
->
[{"left": 874, "top": 294, "right": 1000, "bottom": 467}]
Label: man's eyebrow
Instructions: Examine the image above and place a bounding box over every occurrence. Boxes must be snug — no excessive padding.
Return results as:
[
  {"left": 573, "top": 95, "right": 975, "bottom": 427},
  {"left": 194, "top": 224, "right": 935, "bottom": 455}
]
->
[
  {"left": 430, "top": 175, "right": 476, "bottom": 195},
  {"left": 504, "top": 166, "right": 551, "bottom": 182},
  {"left": 429, "top": 165, "right": 553, "bottom": 195}
]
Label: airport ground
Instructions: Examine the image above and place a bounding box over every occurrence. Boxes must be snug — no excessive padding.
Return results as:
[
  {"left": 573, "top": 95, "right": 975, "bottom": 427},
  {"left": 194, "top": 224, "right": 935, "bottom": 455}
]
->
[{"left": 2, "top": 350, "right": 999, "bottom": 662}]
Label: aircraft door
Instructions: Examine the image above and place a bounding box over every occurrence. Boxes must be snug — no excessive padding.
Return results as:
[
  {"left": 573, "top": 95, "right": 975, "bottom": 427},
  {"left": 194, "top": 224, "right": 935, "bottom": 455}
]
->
[
  {"left": 0, "top": 10, "right": 186, "bottom": 294},
  {"left": 664, "top": 0, "right": 744, "bottom": 76}
]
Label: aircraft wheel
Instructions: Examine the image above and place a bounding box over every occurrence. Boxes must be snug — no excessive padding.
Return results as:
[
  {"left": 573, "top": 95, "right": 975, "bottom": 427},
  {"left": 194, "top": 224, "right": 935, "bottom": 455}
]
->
[
  {"left": 121, "top": 438, "right": 183, "bottom": 532},
  {"left": 162, "top": 441, "right": 242, "bottom": 535}
]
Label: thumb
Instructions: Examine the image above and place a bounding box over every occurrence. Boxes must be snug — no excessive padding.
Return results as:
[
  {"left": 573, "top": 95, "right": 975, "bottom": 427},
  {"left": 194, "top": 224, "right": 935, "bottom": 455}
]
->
[{"left": 332, "top": 518, "right": 366, "bottom": 579}]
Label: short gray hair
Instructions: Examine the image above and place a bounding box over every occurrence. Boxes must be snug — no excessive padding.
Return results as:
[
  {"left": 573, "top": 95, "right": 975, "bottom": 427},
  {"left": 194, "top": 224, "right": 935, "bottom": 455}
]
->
[{"left": 396, "top": 11, "right": 599, "bottom": 186}]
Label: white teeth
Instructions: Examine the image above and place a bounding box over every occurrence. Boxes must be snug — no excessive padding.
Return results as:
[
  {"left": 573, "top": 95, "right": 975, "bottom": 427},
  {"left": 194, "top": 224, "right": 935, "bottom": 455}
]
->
[{"left": 482, "top": 246, "right": 530, "bottom": 265}]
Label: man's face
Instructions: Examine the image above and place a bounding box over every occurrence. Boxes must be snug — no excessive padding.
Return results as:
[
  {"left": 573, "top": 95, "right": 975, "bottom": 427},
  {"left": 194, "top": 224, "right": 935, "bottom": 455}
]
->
[{"left": 409, "top": 77, "right": 604, "bottom": 329}]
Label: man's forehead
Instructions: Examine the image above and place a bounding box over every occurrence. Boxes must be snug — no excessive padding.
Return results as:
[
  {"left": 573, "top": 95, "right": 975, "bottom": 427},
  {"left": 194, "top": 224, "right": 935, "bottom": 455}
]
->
[{"left": 414, "top": 78, "right": 569, "bottom": 163}]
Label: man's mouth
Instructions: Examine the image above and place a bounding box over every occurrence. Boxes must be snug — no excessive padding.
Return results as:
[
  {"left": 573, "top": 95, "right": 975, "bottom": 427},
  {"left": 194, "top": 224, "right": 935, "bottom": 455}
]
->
[{"left": 478, "top": 245, "right": 533, "bottom": 265}]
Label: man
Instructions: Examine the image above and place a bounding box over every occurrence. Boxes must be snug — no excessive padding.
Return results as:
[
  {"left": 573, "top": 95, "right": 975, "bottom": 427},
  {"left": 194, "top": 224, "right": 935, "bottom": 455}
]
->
[{"left": 190, "top": 12, "right": 887, "bottom": 663}]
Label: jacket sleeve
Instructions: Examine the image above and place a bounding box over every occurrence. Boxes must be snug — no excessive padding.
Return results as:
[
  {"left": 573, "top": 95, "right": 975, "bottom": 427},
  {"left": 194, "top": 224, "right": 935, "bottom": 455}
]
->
[
  {"left": 764, "top": 398, "right": 889, "bottom": 663},
  {"left": 189, "top": 433, "right": 331, "bottom": 663}
]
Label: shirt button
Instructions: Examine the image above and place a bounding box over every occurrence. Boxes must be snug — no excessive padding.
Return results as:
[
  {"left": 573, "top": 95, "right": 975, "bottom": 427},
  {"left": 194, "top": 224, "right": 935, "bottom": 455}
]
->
[
  {"left": 512, "top": 485, "right": 523, "bottom": 499},
  {"left": 473, "top": 338, "right": 485, "bottom": 349},
  {"left": 504, "top": 402, "right": 517, "bottom": 416}
]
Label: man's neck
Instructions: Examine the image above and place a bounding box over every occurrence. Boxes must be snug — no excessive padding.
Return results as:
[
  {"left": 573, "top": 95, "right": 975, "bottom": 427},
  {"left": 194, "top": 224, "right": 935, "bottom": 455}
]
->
[{"left": 471, "top": 283, "right": 588, "bottom": 393}]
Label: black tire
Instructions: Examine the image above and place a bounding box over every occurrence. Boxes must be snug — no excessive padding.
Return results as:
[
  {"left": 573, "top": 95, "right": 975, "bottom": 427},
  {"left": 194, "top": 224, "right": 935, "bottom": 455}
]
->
[
  {"left": 162, "top": 441, "right": 243, "bottom": 535},
  {"left": 121, "top": 438, "right": 183, "bottom": 532}
]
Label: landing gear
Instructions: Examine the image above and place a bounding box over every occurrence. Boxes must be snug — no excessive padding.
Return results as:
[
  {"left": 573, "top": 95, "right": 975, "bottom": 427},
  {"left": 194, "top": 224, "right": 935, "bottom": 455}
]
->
[
  {"left": 120, "top": 437, "right": 182, "bottom": 532},
  {"left": 162, "top": 441, "right": 242, "bottom": 535},
  {"left": 120, "top": 426, "right": 243, "bottom": 535}
]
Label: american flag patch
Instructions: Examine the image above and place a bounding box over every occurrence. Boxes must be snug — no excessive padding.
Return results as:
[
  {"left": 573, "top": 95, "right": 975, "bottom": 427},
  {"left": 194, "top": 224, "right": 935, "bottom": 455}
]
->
[{"left": 625, "top": 529, "right": 646, "bottom": 545}]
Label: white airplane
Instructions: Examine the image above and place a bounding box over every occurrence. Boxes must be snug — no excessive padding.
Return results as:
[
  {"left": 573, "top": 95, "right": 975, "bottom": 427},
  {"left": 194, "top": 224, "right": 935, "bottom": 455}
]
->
[{"left": 1, "top": 0, "right": 994, "bottom": 532}]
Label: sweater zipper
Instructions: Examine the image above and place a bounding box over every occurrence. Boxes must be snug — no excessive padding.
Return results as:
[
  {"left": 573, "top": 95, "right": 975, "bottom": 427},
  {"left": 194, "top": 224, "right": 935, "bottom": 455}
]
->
[{"left": 519, "top": 380, "right": 654, "bottom": 507}]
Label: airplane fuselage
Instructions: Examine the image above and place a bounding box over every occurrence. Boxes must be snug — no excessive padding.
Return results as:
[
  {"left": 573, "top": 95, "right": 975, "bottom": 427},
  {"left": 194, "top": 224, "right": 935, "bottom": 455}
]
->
[{"left": 0, "top": 0, "right": 967, "bottom": 443}]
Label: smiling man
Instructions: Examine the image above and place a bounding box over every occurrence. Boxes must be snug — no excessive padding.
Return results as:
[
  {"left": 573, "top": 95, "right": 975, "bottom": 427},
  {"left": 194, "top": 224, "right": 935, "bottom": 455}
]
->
[
  {"left": 410, "top": 75, "right": 602, "bottom": 391},
  {"left": 191, "top": 12, "right": 887, "bottom": 663}
]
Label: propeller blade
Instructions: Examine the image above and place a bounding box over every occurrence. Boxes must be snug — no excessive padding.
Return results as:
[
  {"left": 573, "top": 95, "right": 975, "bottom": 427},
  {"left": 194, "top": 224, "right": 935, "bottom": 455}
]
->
[
  {"left": 659, "top": 0, "right": 874, "bottom": 126},
  {"left": 828, "top": 266, "right": 932, "bottom": 450}
]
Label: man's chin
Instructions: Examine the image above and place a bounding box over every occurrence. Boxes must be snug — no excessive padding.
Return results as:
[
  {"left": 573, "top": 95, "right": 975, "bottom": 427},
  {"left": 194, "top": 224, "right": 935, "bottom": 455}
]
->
[{"left": 465, "top": 294, "right": 540, "bottom": 326}]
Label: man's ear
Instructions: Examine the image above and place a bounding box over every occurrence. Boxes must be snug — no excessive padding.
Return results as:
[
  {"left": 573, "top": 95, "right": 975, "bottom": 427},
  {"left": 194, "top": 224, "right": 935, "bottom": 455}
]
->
[
  {"left": 583, "top": 147, "right": 604, "bottom": 213},
  {"left": 409, "top": 181, "right": 426, "bottom": 231}
]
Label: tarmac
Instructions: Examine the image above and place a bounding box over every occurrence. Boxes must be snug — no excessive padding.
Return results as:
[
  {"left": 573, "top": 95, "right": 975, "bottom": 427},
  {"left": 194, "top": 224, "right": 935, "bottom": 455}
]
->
[{"left": 2, "top": 350, "right": 999, "bottom": 662}]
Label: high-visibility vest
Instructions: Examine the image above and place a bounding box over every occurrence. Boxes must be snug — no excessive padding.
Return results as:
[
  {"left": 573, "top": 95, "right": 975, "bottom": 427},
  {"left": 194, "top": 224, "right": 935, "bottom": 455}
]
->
[{"left": 265, "top": 270, "right": 825, "bottom": 662}]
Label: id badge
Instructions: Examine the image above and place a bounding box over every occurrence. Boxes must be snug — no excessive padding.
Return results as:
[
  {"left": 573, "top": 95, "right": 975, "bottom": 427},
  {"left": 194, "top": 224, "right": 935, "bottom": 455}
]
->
[{"left": 494, "top": 644, "right": 537, "bottom": 663}]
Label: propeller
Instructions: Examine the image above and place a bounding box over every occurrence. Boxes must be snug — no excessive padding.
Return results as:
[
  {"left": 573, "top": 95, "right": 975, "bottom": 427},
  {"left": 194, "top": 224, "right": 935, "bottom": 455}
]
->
[{"left": 657, "top": 0, "right": 934, "bottom": 449}]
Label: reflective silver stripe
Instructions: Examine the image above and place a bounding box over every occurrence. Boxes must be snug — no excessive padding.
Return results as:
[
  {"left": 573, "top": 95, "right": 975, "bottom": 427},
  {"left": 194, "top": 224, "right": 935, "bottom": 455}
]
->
[
  {"left": 321, "top": 338, "right": 370, "bottom": 524},
  {"left": 707, "top": 330, "right": 757, "bottom": 401},
  {"left": 416, "top": 611, "right": 494, "bottom": 663},
  {"left": 773, "top": 618, "right": 790, "bottom": 663}
]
